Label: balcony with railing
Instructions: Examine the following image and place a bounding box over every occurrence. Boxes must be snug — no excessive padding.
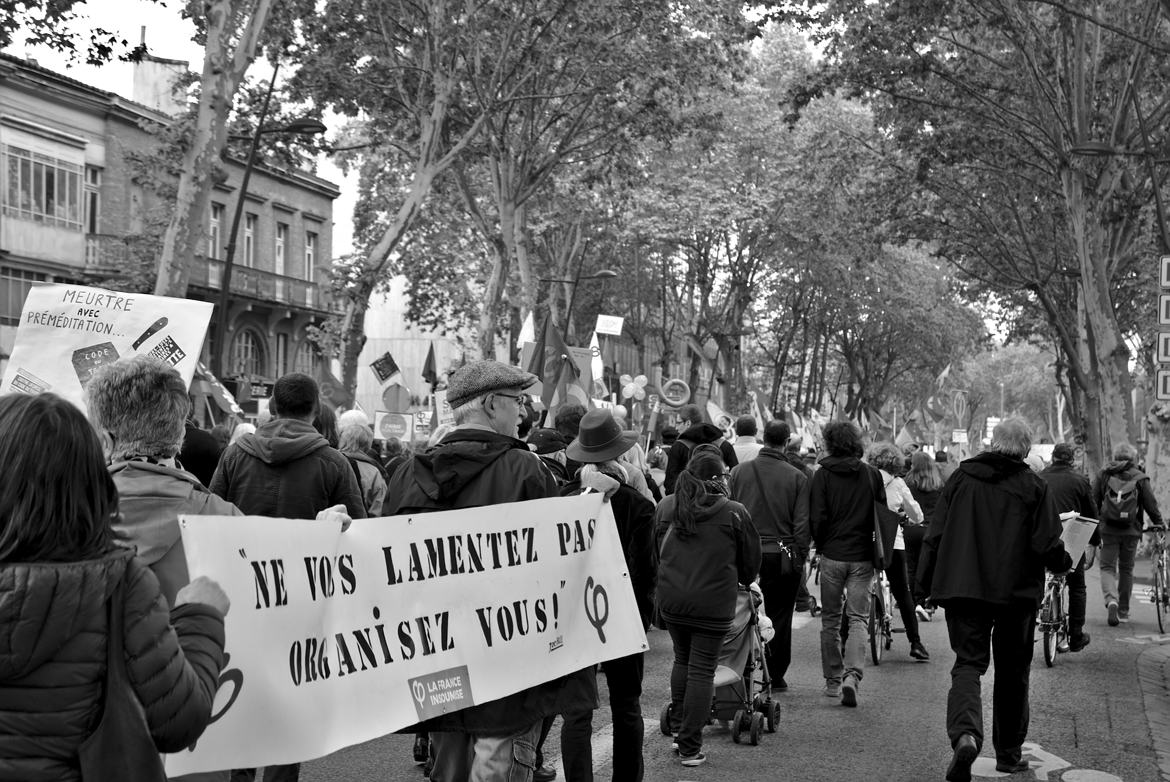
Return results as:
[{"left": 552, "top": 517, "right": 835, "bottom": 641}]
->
[{"left": 190, "top": 255, "right": 326, "bottom": 311}]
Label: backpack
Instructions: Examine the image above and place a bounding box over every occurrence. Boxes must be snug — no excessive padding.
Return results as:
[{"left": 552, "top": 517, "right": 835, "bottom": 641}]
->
[{"left": 1100, "top": 474, "right": 1141, "bottom": 528}]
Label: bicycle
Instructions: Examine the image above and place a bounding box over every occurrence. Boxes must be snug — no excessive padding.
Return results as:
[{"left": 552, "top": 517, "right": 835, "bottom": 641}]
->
[
  {"left": 1037, "top": 571, "right": 1067, "bottom": 667},
  {"left": 868, "top": 568, "right": 894, "bottom": 665},
  {"left": 1144, "top": 526, "right": 1168, "bottom": 634}
]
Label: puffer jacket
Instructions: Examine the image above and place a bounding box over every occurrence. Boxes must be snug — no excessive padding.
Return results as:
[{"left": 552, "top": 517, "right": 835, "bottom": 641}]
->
[
  {"left": 209, "top": 418, "right": 366, "bottom": 520},
  {"left": 383, "top": 427, "right": 594, "bottom": 735},
  {"left": 0, "top": 547, "right": 226, "bottom": 781},
  {"left": 110, "top": 460, "right": 242, "bottom": 606}
]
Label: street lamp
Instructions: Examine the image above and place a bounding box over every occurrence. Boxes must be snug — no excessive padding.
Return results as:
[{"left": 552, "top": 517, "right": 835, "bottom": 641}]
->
[
  {"left": 210, "top": 66, "right": 327, "bottom": 378},
  {"left": 537, "top": 268, "right": 618, "bottom": 345}
]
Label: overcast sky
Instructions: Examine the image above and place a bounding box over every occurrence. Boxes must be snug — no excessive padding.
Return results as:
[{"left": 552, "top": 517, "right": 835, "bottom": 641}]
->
[{"left": 4, "top": 0, "right": 358, "bottom": 255}]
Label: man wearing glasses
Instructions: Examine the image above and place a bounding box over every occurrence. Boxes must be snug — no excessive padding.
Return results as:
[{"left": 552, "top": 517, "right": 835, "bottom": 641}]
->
[{"left": 383, "top": 359, "right": 585, "bottom": 782}]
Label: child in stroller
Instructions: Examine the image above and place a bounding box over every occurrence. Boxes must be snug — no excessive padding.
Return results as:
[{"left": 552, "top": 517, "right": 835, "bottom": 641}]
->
[{"left": 661, "top": 583, "right": 780, "bottom": 747}]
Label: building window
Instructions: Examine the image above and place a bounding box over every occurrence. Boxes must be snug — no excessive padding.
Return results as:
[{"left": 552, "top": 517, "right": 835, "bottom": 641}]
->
[
  {"left": 275, "top": 333, "right": 290, "bottom": 377},
  {"left": 0, "top": 266, "right": 46, "bottom": 326},
  {"left": 208, "top": 203, "right": 224, "bottom": 260},
  {"left": 84, "top": 167, "right": 100, "bottom": 234},
  {"left": 304, "top": 230, "right": 317, "bottom": 281},
  {"left": 230, "top": 329, "right": 266, "bottom": 377},
  {"left": 243, "top": 213, "right": 257, "bottom": 267},
  {"left": 2, "top": 145, "right": 82, "bottom": 230},
  {"left": 294, "top": 340, "right": 318, "bottom": 375},
  {"left": 275, "top": 222, "right": 288, "bottom": 276}
]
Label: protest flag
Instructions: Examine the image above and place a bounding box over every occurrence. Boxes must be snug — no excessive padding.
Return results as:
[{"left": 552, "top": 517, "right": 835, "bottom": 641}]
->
[
  {"left": 422, "top": 342, "right": 438, "bottom": 391},
  {"left": 317, "top": 366, "right": 353, "bottom": 408},
  {"left": 526, "top": 315, "right": 588, "bottom": 411},
  {"left": 369, "top": 351, "right": 403, "bottom": 386},
  {"left": 895, "top": 408, "right": 928, "bottom": 449},
  {"left": 935, "top": 363, "right": 952, "bottom": 389},
  {"left": 924, "top": 393, "right": 948, "bottom": 422}
]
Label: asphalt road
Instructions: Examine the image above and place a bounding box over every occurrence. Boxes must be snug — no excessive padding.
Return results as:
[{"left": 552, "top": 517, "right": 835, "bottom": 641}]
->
[{"left": 295, "top": 558, "right": 1168, "bottom": 782}]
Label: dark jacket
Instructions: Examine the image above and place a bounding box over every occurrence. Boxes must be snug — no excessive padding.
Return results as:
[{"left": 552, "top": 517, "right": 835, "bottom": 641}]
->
[
  {"left": 1092, "top": 459, "right": 1162, "bottom": 536},
  {"left": 209, "top": 418, "right": 366, "bottom": 520},
  {"left": 809, "top": 456, "right": 885, "bottom": 562},
  {"left": 729, "top": 448, "right": 811, "bottom": 560},
  {"left": 110, "top": 460, "right": 243, "bottom": 606},
  {"left": 654, "top": 494, "right": 762, "bottom": 633},
  {"left": 918, "top": 451, "right": 1071, "bottom": 607},
  {"left": 663, "top": 423, "right": 738, "bottom": 495},
  {"left": 0, "top": 547, "right": 225, "bottom": 782},
  {"left": 383, "top": 427, "right": 592, "bottom": 735},
  {"left": 1040, "top": 462, "right": 1100, "bottom": 550},
  {"left": 562, "top": 480, "right": 657, "bottom": 630},
  {"left": 782, "top": 449, "right": 812, "bottom": 478},
  {"left": 908, "top": 485, "right": 941, "bottom": 526},
  {"left": 179, "top": 423, "right": 222, "bottom": 488}
]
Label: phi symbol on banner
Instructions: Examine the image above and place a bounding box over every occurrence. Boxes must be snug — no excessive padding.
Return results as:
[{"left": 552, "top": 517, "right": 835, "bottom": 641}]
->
[
  {"left": 584, "top": 577, "right": 610, "bottom": 642},
  {"left": 412, "top": 681, "right": 427, "bottom": 707}
]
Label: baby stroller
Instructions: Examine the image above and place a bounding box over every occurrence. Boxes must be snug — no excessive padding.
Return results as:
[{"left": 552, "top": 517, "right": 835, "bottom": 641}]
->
[{"left": 659, "top": 584, "right": 779, "bottom": 746}]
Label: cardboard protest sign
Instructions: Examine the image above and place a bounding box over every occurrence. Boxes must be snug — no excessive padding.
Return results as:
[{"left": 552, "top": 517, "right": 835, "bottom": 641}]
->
[
  {"left": 164, "top": 493, "right": 647, "bottom": 774},
  {"left": 0, "top": 283, "right": 212, "bottom": 410}
]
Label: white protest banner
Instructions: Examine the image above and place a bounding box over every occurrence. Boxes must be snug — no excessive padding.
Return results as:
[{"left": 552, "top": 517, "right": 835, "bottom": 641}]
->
[
  {"left": 432, "top": 388, "right": 456, "bottom": 427},
  {"left": 164, "top": 493, "right": 646, "bottom": 774},
  {"left": 1059, "top": 512, "right": 1099, "bottom": 566},
  {"left": 0, "top": 283, "right": 212, "bottom": 410}
]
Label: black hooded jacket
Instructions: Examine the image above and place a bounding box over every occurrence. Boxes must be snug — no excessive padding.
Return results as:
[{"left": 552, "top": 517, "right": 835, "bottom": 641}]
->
[
  {"left": 918, "top": 451, "right": 1071, "bottom": 606},
  {"left": 209, "top": 418, "right": 366, "bottom": 520},
  {"left": 809, "top": 456, "right": 885, "bottom": 562},
  {"left": 663, "top": 423, "right": 738, "bottom": 495}
]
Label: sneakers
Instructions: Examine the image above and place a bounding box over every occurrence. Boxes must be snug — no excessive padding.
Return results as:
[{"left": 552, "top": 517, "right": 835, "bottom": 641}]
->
[
  {"left": 910, "top": 641, "right": 930, "bottom": 661},
  {"left": 946, "top": 733, "right": 979, "bottom": 782},
  {"left": 1068, "top": 633, "right": 1091, "bottom": 652},
  {"left": 1107, "top": 601, "right": 1119, "bottom": 626},
  {"left": 915, "top": 604, "right": 931, "bottom": 622},
  {"left": 670, "top": 735, "right": 678, "bottom": 754},
  {"left": 1056, "top": 638, "right": 1070, "bottom": 653},
  {"left": 840, "top": 675, "right": 858, "bottom": 707},
  {"left": 823, "top": 680, "right": 841, "bottom": 698},
  {"left": 1119, "top": 611, "right": 1130, "bottom": 624},
  {"left": 532, "top": 766, "right": 557, "bottom": 782},
  {"left": 996, "top": 760, "right": 1030, "bottom": 773},
  {"left": 680, "top": 752, "right": 706, "bottom": 767}
]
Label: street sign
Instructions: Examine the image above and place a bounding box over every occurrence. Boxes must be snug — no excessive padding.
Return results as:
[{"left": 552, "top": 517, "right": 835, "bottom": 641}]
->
[
  {"left": 1161, "top": 255, "right": 1170, "bottom": 288},
  {"left": 375, "top": 411, "right": 413, "bottom": 441},
  {"left": 951, "top": 429, "right": 968, "bottom": 444},
  {"left": 1160, "top": 294, "right": 1170, "bottom": 325},
  {"left": 594, "top": 314, "right": 624, "bottom": 336},
  {"left": 985, "top": 416, "right": 1001, "bottom": 441},
  {"left": 1157, "top": 369, "right": 1170, "bottom": 401}
]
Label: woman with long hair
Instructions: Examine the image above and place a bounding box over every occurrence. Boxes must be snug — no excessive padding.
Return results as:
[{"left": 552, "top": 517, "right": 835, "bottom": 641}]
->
[
  {"left": 868, "top": 442, "right": 929, "bottom": 661},
  {"left": 904, "top": 450, "right": 946, "bottom": 617},
  {"left": 655, "top": 444, "right": 761, "bottom": 767},
  {"left": 0, "top": 393, "right": 229, "bottom": 780}
]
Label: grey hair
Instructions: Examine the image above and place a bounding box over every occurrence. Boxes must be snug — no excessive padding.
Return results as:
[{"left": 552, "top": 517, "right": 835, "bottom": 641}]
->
[
  {"left": 1112, "top": 442, "right": 1138, "bottom": 462},
  {"left": 990, "top": 417, "right": 1032, "bottom": 459},
  {"left": 85, "top": 355, "right": 190, "bottom": 461},
  {"left": 451, "top": 396, "right": 485, "bottom": 424},
  {"left": 581, "top": 460, "right": 628, "bottom": 485},
  {"left": 338, "top": 423, "right": 372, "bottom": 454},
  {"left": 866, "top": 442, "right": 904, "bottom": 472},
  {"left": 428, "top": 423, "right": 455, "bottom": 448}
]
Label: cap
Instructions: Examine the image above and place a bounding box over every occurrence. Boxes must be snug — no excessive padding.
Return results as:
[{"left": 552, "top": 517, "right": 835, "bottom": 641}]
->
[
  {"left": 527, "top": 427, "right": 568, "bottom": 455},
  {"left": 445, "top": 360, "right": 537, "bottom": 409}
]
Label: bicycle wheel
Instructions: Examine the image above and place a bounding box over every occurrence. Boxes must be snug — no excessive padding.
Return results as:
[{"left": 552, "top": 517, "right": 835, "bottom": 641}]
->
[
  {"left": 1155, "top": 559, "right": 1166, "bottom": 635},
  {"left": 869, "top": 595, "right": 884, "bottom": 665},
  {"left": 1043, "top": 627, "right": 1057, "bottom": 667}
]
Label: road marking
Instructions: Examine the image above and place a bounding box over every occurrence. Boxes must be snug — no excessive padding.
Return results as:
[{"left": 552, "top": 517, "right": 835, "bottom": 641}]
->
[{"left": 1118, "top": 633, "right": 1170, "bottom": 645}]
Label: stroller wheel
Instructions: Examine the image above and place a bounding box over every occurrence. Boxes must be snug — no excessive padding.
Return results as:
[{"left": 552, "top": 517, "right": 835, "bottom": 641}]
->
[
  {"left": 659, "top": 702, "right": 672, "bottom": 736},
  {"left": 731, "top": 709, "right": 747, "bottom": 744},
  {"left": 765, "top": 700, "right": 779, "bottom": 733},
  {"left": 749, "top": 712, "right": 764, "bottom": 745}
]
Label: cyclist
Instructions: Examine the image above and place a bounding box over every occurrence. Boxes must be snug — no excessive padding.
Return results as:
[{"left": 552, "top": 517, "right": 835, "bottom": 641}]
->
[
  {"left": 867, "top": 443, "right": 929, "bottom": 661},
  {"left": 1039, "top": 443, "right": 1097, "bottom": 651}
]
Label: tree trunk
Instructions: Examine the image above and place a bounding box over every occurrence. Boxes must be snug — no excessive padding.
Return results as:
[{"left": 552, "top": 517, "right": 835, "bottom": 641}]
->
[{"left": 153, "top": 0, "right": 274, "bottom": 297}]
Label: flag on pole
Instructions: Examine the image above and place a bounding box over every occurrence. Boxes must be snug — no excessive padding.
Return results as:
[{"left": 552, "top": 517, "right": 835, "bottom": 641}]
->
[
  {"left": 525, "top": 315, "right": 589, "bottom": 411},
  {"left": 518, "top": 311, "right": 536, "bottom": 346},
  {"left": 895, "top": 408, "right": 928, "bottom": 448},
  {"left": 935, "top": 363, "right": 952, "bottom": 389},
  {"left": 317, "top": 365, "right": 353, "bottom": 408},
  {"left": 589, "top": 332, "right": 604, "bottom": 393},
  {"left": 422, "top": 342, "right": 438, "bottom": 391},
  {"left": 370, "top": 351, "right": 403, "bottom": 386}
]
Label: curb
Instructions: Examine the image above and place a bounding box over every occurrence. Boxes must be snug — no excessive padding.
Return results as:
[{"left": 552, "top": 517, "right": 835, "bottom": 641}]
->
[{"left": 1139, "top": 642, "right": 1170, "bottom": 781}]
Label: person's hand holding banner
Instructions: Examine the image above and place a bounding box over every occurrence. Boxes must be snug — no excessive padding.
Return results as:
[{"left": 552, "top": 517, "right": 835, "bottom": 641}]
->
[{"left": 314, "top": 504, "right": 353, "bottom": 531}]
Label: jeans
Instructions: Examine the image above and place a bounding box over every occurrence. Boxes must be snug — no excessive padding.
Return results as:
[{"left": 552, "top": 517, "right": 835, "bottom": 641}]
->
[
  {"left": 818, "top": 556, "right": 873, "bottom": 684},
  {"left": 559, "top": 653, "right": 645, "bottom": 782},
  {"left": 758, "top": 550, "right": 801, "bottom": 682},
  {"left": 887, "top": 549, "right": 921, "bottom": 645},
  {"left": 230, "top": 766, "right": 297, "bottom": 782},
  {"left": 944, "top": 599, "right": 1036, "bottom": 766},
  {"left": 1066, "top": 560, "right": 1087, "bottom": 638},
  {"left": 429, "top": 723, "right": 541, "bottom": 782},
  {"left": 1099, "top": 533, "right": 1140, "bottom": 613},
  {"left": 666, "top": 623, "right": 723, "bottom": 757}
]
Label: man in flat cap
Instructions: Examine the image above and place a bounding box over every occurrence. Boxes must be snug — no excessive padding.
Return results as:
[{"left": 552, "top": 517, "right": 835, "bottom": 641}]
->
[{"left": 384, "top": 359, "right": 588, "bottom": 782}]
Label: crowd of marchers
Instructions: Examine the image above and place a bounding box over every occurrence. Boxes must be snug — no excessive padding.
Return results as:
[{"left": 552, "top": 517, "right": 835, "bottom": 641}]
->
[{"left": 0, "top": 354, "right": 1163, "bottom": 782}]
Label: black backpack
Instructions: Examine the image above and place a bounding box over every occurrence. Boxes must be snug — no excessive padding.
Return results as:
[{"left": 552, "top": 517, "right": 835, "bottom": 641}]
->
[{"left": 1100, "top": 473, "right": 1142, "bottom": 528}]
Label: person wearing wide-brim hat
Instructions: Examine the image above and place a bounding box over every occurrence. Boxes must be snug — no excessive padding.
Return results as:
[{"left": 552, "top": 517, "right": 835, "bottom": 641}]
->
[{"left": 556, "top": 408, "right": 657, "bottom": 782}]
